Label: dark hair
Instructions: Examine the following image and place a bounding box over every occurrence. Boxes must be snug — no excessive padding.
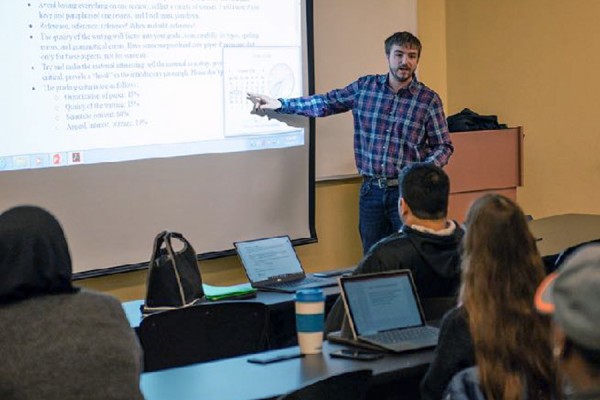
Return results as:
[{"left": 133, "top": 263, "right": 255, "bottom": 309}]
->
[
  {"left": 0, "top": 205, "right": 78, "bottom": 304},
  {"left": 384, "top": 31, "right": 422, "bottom": 56},
  {"left": 564, "top": 338, "right": 600, "bottom": 377},
  {"left": 399, "top": 163, "right": 449, "bottom": 220}
]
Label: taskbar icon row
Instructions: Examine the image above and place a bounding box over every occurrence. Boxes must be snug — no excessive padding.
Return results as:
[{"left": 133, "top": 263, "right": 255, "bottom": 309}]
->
[{"left": 0, "top": 151, "right": 85, "bottom": 171}]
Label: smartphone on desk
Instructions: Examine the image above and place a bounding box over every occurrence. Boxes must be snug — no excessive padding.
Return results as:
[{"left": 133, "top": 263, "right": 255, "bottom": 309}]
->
[
  {"left": 247, "top": 352, "right": 304, "bottom": 365},
  {"left": 329, "top": 349, "right": 384, "bottom": 361}
]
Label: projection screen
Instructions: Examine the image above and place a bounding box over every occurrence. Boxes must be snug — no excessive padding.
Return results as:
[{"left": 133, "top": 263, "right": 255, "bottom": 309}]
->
[{"left": 0, "top": 0, "right": 316, "bottom": 277}]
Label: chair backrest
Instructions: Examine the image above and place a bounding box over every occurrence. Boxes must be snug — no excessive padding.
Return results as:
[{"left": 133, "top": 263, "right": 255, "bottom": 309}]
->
[
  {"left": 138, "top": 301, "right": 269, "bottom": 372},
  {"left": 444, "top": 367, "right": 486, "bottom": 400},
  {"left": 551, "top": 238, "right": 600, "bottom": 273},
  {"left": 277, "top": 369, "right": 373, "bottom": 400}
]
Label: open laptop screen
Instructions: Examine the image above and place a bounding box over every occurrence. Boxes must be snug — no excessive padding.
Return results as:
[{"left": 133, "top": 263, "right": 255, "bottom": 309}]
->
[
  {"left": 234, "top": 236, "right": 304, "bottom": 283},
  {"left": 340, "top": 271, "right": 424, "bottom": 336}
]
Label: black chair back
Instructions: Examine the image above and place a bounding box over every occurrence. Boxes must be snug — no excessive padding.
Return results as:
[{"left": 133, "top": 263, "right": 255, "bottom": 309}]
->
[
  {"left": 277, "top": 369, "right": 373, "bottom": 400},
  {"left": 138, "top": 301, "right": 269, "bottom": 372},
  {"left": 551, "top": 238, "right": 600, "bottom": 273}
]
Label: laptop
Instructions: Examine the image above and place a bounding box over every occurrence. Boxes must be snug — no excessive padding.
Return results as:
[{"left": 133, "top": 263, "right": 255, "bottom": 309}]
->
[
  {"left": 234, "top": 236, "right": 338, "bottom": 293},
  {"left": 334, "top": 270, "right": 439, "bottom": 352}
]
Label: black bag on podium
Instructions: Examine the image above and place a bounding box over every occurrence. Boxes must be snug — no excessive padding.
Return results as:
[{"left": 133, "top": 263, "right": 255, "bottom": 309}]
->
[{"left": 142, "top": 231, "right": 205, "bottom": 315}]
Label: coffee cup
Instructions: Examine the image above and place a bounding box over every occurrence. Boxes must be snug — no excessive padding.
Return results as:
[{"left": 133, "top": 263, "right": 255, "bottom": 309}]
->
[{"left": 294, "top": 288, "right": 325, "bottom": 354}]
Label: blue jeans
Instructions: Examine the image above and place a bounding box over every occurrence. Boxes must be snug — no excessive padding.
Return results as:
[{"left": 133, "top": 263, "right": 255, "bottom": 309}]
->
[{"left": 358, "top": 181, "right": 402, "bottom": 254}]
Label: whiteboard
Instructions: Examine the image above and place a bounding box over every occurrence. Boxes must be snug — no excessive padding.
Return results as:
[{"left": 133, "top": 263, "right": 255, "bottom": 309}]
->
[{"left": 313, "top": 0, "right": 418, "bottom": 180}]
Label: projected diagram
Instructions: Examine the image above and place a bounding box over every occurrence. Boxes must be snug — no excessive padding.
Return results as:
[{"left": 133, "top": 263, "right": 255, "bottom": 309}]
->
[
  {"left": 268, "top": 63, "right": 296, "bottom": 99},
  {"left": 223, "top": 47, "right": 301, "bottom": 137}
]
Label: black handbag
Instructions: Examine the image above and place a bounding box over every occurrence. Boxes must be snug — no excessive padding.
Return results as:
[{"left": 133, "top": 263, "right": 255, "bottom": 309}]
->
[{"left": 142, "top": 231, "right": 205, "bottom": 315}]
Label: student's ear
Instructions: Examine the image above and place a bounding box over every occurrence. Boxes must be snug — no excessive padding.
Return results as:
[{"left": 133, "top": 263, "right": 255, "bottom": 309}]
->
[{"left": 399, "top": 198, "right": 410, "bottom": 217}]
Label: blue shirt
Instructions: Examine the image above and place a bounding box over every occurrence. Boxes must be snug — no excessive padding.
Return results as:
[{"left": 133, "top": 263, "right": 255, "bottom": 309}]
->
[{"left": 278, "top": 74, "right": 453, "bottom": 178}]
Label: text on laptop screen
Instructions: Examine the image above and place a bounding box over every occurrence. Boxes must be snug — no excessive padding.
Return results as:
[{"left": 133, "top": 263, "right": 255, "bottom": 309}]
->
[
  {"left": 344, "top": 274, "right": 423, "bottom": 336},
  {"left": 235, "top": 236, "right": 303, "bottom": 282}
]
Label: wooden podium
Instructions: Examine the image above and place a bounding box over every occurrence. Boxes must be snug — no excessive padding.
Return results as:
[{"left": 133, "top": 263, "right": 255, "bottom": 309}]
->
[{"left": 445, "top": 127, "right": 523, "bottom": 223}]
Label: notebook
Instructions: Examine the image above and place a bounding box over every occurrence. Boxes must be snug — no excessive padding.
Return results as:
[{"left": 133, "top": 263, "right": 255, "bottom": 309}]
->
[
  {"left": 234, "top": 236, "right": 338, "bottom": 293},
  {"left": 335, "top": 270, "right": 439, "bottom": 352}
]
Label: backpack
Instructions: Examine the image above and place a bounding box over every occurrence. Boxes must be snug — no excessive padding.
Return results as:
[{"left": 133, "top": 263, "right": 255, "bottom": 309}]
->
[{"left": 447, "top": 108, "right": 507, "bottom": 132}]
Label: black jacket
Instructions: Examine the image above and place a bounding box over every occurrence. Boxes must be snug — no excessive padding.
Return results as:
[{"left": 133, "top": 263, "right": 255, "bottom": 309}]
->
[
  {"left": 421, "top": 307, "right": 475, "bottom": 400},
  {"left": 324, "top": 222, "right": 464, "bottom": 334}
]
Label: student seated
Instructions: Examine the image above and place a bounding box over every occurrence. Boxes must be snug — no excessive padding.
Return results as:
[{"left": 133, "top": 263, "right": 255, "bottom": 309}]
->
[
  {"left": 421, "top": 194, "right": 559, "bottom": 400},
  {"left": 325, "top": 163, "right": 464, "bottom": 333},
  {"left": 535, "top": 243, "right": 600, "bottom": 399},
  {"left": 0, "top": 206, "right": 144, "bottom": 400}
]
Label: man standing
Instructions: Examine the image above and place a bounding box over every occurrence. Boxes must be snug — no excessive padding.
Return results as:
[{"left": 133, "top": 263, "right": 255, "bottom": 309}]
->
[{"left": 248, "top": 31, "right": 453, "bottom": 254}]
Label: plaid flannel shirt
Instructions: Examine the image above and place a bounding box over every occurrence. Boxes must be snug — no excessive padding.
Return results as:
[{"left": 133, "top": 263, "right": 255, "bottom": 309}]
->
[{"left": 278, "top": 74, "right": 453, "bottom": 178}]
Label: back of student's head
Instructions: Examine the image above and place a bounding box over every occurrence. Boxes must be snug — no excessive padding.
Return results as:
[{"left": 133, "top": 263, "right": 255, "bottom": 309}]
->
[
  {"left": 462, "top": 194, "right": 540, "bottom": 273},
  {"left": 460, "top": 194, "right": 557, "bottom": 400},
  {"left": 0, "top": 205, "right": 77, "bottom": 304},
  {"left": 400, "top": 163, "right": 449, "bottom": 220},
  {"left": 535, "top": 244, "right": 600, "bottom": 383}
]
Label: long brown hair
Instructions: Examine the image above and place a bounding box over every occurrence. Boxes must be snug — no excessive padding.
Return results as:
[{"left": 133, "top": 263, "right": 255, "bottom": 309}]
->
[{"left": 460, "top": 194, "right": 558, "bottom": 400}]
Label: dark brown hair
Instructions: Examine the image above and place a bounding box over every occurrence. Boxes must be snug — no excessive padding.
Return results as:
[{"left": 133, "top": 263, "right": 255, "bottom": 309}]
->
[
  {"left": 460, "top": 194, "right": 559, "bottom": 400},
  {"left": 400, "top": 162, "right": 449, "bottom": 220},
  {"left": 384, "top": 31, "right": 422, "bottom": 56}
]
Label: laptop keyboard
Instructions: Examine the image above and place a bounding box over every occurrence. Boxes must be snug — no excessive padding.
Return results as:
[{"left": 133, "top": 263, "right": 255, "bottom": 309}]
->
[{"left": 364, "top": 326, "right": 439, "bottom": 344}]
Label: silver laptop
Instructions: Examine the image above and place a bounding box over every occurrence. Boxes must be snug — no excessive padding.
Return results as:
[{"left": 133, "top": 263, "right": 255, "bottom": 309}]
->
[
  {"left": 234, "top": 236, "right": 337, "bottom": 293},
  {"left": 338, "top": 270, "right": 439, "bottom": 352}
]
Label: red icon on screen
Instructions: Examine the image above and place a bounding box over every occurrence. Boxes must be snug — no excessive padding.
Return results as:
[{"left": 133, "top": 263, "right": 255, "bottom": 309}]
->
[{"left": 52, "top": 154, "right": 62, "bottom": 165}]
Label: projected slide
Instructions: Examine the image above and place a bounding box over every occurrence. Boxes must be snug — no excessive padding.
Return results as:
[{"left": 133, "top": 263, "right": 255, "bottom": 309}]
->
[
  {"left": 223, "top": 47, "right": 300, "bottom": 137},
  {"left": 1, "top": 0, "right": 305, "bottom": 171}
]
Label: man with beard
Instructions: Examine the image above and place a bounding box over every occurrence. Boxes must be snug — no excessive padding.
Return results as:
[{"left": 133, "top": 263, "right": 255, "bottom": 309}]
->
[{"left": 248, "top": 31, "right": 453, "bottom": 254}]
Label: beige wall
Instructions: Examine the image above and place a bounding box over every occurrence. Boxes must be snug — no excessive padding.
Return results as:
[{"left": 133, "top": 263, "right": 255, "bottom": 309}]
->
[
  {"left": 445, "top": 0, "right": 600, "bottom": 218},
  {"left": 417, "top": 0, "right": 448, "bottom": 108}
]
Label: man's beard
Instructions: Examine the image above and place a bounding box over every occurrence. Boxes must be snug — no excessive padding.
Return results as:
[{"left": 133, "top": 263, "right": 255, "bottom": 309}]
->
[{"left": 392, "top": 67, "right": 412, "bottom": 82}]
